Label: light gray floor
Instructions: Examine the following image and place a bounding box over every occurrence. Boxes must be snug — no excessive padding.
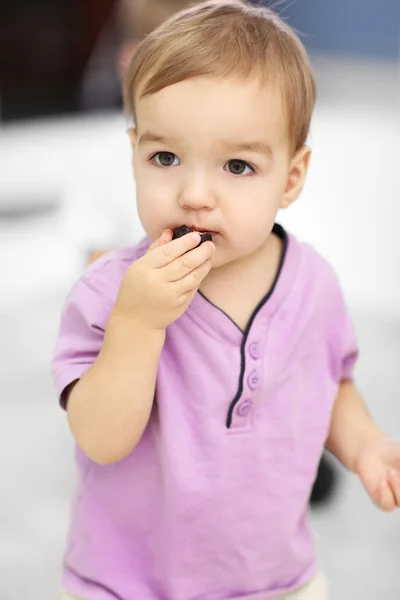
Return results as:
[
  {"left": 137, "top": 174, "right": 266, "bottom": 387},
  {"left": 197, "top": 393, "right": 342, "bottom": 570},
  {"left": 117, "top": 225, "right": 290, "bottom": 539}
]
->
[{"left": 1, "top": 56, "right": 399, "bottom": 599}]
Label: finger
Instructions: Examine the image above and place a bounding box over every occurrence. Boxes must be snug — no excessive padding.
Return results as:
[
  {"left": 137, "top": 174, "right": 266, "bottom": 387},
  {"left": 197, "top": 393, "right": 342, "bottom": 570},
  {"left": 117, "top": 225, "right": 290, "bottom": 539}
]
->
[
  {"left": 176, "top": 258, "right": 213, "bottom": 295},
  {"left": 376, "top": 479, "right": 396, "bottom": 512},
  {"left": 387, "top": 470, "right": 400, "bottom": 507},
  {"left": 146, "top": 229, "right": 173, "bottom": 254},
  {"left": 147, "top": 231, "right": 202, "bottom": 268},
  {"left": 164, "top": 241, "right": 215, "bottom": 282}
]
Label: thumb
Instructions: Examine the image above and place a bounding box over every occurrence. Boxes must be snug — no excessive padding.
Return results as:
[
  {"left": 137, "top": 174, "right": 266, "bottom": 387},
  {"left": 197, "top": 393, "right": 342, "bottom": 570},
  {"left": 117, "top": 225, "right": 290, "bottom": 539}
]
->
[
  {"left": 147, "top": 229, "right": 173, "bottom": 254},
  {"left": 374, "top": 479, "right": 396, "bottom": 512}
]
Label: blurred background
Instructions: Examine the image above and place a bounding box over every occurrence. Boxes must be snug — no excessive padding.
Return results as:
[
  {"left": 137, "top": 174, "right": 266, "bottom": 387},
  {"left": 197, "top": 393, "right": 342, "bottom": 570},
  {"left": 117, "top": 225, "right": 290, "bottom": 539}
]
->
[{"left": 0, "top": 1, "right": 399, "bottom": 598}]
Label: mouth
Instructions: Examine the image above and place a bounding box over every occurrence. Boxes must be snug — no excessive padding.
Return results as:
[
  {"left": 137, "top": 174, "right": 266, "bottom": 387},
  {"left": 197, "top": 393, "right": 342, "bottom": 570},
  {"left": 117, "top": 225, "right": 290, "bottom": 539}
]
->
[{"left": 171, "top": 224, "right": 218, "bottom": 245}]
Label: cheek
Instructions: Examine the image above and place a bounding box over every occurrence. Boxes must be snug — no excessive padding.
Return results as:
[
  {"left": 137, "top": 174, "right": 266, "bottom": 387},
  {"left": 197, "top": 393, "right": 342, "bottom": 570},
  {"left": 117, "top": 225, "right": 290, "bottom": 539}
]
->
[
  {"left": 135, "top": 176, "right": 174, "bottom": 241},
  {"left": 226, "top": 179, "right": 281, "bottom": 227},
  {"left": 221, "top": 178, "right": 283, "bottom": 247},
  {"left": 234, "top": 215, "right": 276, "bottom": 252}
]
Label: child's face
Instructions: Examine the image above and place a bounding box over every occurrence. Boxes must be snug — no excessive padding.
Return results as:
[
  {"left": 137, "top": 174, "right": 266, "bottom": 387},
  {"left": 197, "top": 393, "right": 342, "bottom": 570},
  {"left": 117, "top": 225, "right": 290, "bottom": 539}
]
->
[{"left": 131, "top": 76, "right": 310, "bottom": 268}]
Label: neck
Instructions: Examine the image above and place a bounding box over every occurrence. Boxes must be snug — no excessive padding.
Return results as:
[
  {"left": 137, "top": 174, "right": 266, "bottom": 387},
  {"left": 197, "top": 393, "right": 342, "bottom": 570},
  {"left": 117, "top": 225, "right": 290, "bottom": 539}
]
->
[{"left": 201, "top": 231, "right": 283, "bottom": 292}]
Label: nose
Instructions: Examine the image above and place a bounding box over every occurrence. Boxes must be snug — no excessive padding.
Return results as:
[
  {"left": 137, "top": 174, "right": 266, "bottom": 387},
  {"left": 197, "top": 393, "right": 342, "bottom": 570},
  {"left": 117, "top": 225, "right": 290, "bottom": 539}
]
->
[{"left": 178, "top": 172, "right": 216, "bottom": 211}]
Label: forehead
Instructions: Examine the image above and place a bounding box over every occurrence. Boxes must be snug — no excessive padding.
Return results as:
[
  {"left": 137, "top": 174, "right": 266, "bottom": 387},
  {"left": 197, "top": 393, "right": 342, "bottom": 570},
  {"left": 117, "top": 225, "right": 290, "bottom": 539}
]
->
[{"left": 135, "top": 76, "right": 288, "bottom": 148}]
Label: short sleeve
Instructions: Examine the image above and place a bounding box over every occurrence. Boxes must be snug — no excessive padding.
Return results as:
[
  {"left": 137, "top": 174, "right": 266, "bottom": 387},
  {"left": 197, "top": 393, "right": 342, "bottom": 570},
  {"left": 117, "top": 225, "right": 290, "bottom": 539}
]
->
[
  {"left": 51, "top": 278, "right": 113, "bottom": 409},
  {"left": 327, "top": 273, "right": 359, "bottom": 383}
]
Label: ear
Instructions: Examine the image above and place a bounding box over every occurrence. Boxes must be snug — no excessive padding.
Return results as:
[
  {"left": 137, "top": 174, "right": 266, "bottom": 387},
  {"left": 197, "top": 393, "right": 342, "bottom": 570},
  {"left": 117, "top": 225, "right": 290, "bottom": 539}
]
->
[
  {"left": 281, "top": 145, "right": 312, "bottom": 209},
  {"left": 127, "top": 127, "right": 138, "bottom": 148}
]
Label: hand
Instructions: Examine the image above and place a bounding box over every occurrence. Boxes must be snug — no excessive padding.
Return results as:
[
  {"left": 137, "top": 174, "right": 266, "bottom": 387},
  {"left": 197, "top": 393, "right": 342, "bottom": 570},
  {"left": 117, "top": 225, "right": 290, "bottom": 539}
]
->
[
  {"left": 112, "top": 229, "right": 215, "bottom": 330},
  {"left": 356, "top": 436, "right": 400, "bottom": 511}
]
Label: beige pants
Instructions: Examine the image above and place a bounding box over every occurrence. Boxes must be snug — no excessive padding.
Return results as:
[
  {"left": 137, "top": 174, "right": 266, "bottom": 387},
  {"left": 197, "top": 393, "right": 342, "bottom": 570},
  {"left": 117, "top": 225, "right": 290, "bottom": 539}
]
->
[
  {"left": 62, "top": 571, "right": 327, "bottom": 600},
  {"left": 279, "top": 571, "right": 327, "bottom": 599}
]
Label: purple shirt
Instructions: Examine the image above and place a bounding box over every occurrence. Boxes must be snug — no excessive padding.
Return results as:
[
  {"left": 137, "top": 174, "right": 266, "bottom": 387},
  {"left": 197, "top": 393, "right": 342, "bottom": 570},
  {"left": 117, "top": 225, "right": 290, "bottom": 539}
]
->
[{"left": 51, "top": 224, "right": 358, "bottom": 600}]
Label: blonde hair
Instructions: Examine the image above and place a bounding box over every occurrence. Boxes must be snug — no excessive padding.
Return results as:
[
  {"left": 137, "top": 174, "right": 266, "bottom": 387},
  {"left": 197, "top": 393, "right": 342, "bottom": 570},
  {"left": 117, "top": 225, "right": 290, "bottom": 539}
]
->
[{"left": 124, "top": 0, "right": 316, "bottom": 153}]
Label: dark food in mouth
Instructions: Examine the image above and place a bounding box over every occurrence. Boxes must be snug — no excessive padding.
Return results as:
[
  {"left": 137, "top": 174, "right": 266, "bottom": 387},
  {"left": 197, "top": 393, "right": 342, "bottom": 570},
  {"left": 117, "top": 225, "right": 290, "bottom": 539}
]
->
[{"left": 172, "top": 225, "right": 212, "bottom": 246}]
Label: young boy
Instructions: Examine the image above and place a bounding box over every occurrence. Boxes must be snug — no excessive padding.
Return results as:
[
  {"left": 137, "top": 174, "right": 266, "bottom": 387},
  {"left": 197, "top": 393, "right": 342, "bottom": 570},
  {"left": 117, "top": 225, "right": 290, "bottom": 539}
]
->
[
  {"left": 88, "top": 0, "right": 338, "bottom": 507},
  {"left": 52, "top": 2, "right": 400, "bottom": 599}
]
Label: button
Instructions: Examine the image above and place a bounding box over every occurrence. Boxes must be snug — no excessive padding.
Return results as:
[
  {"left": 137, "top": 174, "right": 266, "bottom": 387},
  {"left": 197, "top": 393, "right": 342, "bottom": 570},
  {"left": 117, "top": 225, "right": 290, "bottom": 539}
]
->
[
  {"left": 249, "top": 342, "right": 261, "bottom": 360},
  {"left": 236, "top": 400, "right": 253, "bottom": 417},
  {"left": 247, "top": 371, "right": 261, "bottom": 390}
]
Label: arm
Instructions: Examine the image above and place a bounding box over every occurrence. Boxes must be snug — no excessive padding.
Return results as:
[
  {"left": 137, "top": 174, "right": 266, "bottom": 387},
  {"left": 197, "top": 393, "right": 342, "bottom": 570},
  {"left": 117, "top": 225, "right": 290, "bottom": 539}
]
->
[
  {"left": 63, "top": 229, "right": 214, "bottom": 465},
  {"left": 67, "top": 315, "right": 164, "bottom": 465},
  {"left": 66, "top": 247, "right": 156, "bottom": 464},
  {"left": 322, "top": 269, "right": 400, "bottom": 510},
  {"left": 325, "top": 380, "right": 386, "bottom": 472}
]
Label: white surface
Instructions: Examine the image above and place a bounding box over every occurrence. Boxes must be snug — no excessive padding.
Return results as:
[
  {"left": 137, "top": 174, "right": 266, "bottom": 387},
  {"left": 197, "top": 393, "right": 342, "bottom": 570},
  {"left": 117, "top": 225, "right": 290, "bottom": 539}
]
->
[{"left": 0, "top": 113, "right": 143, "bottom": 306}]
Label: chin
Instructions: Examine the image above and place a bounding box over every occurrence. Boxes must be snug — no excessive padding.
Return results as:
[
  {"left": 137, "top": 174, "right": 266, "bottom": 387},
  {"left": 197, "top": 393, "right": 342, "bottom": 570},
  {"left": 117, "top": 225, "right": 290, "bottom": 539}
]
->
[{"left": 210, "top": 248, "right": 239, "bottom": 270}]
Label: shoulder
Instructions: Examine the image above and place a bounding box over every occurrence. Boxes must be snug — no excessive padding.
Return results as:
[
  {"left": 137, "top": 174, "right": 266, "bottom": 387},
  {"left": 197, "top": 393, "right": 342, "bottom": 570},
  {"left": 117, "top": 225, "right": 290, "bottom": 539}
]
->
[
  {"left": 289, "top": 234, "right": 342, "bottom": 294},
  {"left": 58, "top": 237, "right": 151, "bottom": 332},
  {"left": 286, "top": 233, "right": 350, "bottom": 325},
  {"left": 51, "top": 238, "right": 151, "bottom": 399},
  {"left": 78, "top": 237, "right": 151, "bottom": 308},
  {"left": 293, "top": 237, "right": 358, "bottom": 379}
]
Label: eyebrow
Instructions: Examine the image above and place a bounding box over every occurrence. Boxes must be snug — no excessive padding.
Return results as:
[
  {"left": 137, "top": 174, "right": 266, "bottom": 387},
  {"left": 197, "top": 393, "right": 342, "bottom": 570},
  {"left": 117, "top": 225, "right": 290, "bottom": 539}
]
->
[
  {"left": 138, "top": 131, "right": 273, "bottom": 159},
  {"left": 221, "top": 141, "right": 273, "bottom": 159},
  {"left": 138, "top": 132, "right": 172, "bottom": 146}
]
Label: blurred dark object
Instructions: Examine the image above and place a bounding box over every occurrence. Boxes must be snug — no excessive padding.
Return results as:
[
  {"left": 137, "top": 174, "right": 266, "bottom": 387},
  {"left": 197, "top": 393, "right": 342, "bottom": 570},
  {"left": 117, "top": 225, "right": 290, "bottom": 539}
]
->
[
  {"left": 1, "top": 0, "right": 398, "bottom": 122},
  {"left": 0, "top": 0, "right": 117, "bottom": 121},
  {"left": 310, "top": 453, "right": 340, "bottom": 507},
  {"left": 0, "top": 191, "right": 60, "bottom": 221},
  {"left": 80, "top": 0, "right": 200, "bottom": 111}
]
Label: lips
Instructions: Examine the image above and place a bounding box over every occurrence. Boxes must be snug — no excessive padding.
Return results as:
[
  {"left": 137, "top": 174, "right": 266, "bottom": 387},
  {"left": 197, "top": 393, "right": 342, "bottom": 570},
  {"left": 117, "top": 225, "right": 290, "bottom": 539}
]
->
[
  {"left": 169, "top": 224, "right": 218, "bottom": 235},
  {"left": 188, "top": 225, "right": 217, "bottom": 234}
]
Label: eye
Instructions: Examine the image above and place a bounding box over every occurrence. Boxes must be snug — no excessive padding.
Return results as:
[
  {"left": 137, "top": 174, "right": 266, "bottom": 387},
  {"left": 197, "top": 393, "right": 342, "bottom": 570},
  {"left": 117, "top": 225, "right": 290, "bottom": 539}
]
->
[
  {"left": 224, "top": 159, "right": 255, "bottom": 176},
  {"left": 152, "top": 152, "right": 180, "bottom": 167}
]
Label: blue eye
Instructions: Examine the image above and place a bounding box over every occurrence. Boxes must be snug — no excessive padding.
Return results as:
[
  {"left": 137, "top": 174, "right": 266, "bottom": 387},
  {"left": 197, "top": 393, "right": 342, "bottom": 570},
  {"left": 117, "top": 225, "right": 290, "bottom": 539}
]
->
[
  {"left": 152, "top": 152, "right": 180, "bottom": 167},
  {"left": 224, "top": 159, "right": 255, "bottom": 176}
]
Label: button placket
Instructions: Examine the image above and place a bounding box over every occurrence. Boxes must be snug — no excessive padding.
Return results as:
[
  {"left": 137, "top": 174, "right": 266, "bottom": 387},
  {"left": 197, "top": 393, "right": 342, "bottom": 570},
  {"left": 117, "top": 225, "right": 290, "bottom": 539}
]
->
[{"left": 227, "top": 323, "right": 268, "bottom": 429}]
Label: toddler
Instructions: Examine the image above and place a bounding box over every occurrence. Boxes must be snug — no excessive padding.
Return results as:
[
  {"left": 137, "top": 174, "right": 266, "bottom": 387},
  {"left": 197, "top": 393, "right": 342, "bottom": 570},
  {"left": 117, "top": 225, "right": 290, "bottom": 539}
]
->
[{"left": 52, "top": 2, "right": 400, "bottom": 599}]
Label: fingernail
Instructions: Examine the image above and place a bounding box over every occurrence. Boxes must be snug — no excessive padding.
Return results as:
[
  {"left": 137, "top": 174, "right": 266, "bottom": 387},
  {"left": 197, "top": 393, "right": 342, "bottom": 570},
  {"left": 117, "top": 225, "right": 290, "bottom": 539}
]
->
[{"left": 192, "top": 232, "right": 201, "bottom": 242}]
